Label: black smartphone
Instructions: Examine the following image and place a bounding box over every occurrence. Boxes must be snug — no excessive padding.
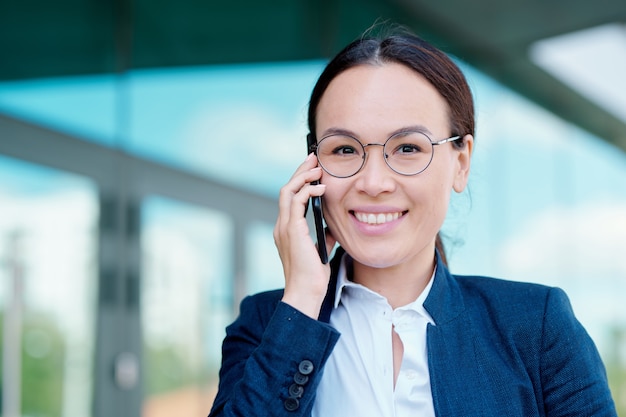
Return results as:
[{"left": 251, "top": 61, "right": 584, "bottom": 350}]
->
[{"left": 307, "top": 133, "right": 328, "bottom": 264}]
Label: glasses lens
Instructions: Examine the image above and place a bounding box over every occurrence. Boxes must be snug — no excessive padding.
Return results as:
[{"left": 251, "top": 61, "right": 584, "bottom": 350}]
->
[
  {"left": 316, "top": 135, "right": 365, "bottom": 177},
  {"left": 384, "top": 131, "right": 434, "bottom": 175}
]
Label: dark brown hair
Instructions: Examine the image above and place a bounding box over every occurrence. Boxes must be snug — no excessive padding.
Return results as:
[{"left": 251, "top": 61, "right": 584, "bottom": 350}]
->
[{"left": 307, "top": 30, "right": 475, "bottom": 265}]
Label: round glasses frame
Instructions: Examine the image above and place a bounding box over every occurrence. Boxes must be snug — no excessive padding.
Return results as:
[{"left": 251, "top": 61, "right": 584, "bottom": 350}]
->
[{"left": 309, "top": 131, "right": 463, "bottom": 178}]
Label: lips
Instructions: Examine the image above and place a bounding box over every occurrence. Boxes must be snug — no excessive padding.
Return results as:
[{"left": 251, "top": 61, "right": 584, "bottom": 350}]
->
[{"left": 353, "top": 211, "right": 405, "bottom": 225}]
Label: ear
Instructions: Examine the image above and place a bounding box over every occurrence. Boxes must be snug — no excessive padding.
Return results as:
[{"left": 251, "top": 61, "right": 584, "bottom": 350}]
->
[{"left": 453, "top": 134, "right": 473, "bottom": 193}]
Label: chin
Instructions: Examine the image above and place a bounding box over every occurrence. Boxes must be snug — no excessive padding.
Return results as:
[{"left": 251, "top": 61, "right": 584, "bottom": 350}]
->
[{"left": 343, "top": 242, "right": 404, "bottom": 269}]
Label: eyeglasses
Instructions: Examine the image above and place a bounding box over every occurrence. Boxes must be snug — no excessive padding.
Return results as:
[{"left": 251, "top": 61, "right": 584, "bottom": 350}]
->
[{"left": 310, "top": 131, "right": 462, "bottom": 178}]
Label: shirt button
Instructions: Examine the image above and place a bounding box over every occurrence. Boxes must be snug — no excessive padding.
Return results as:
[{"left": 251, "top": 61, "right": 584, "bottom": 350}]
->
[
  {"left": 298, "top": 360, "right": 314, "bottom": 375},
  {"left": 284, "top": 397, "right": 300, "bottom": 411},
  {"left": 404, "top": 369, "right": 418, "bottom": 380}
]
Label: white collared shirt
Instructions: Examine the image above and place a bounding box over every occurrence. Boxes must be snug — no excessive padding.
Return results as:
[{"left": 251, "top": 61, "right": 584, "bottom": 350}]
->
[{"left": 312, "top": 254, "right": 436, "bottom": 417}]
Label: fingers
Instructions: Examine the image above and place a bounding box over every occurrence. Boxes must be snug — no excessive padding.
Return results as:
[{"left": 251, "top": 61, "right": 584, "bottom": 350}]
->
[
  {"left": 277, "top": 154, "right": 324, "bottom": 225},
  {"left": 274, "top": 154, "right": 332, "bottom": 318},
  {"left": 274, "top": 154, "right": 324, "bottom": 250},
  {"left": 274, "top": 155, "right": 325, "bottom": 253},
  {"left": 290, "top": 181, "right": 325, "bottom": 223}
]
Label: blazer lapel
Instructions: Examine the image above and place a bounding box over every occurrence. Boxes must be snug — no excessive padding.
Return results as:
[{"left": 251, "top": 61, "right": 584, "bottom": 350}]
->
[
  {"left": 318, "top": 247, "right": 344, "bottom": 323},
  {"left": 424, "top": 254, "right": 504, "bottom": 416},
  {"left": 317, "top": 249, "right": 536, "bottom": 416}
]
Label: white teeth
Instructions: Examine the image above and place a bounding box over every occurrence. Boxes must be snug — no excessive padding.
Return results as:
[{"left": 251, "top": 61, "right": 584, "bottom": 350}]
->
[{"left": 355, "top": 211, "right": 402, "bottom": 225}]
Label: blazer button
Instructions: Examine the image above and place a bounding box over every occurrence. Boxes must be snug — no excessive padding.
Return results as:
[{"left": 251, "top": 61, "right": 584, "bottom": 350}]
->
[
  {"left": 284, "top": 397, "right": 300, "bottom": 411},
  {"left": 288, "top": 383, "right": 304, "bottom": 398},
  {"left": 298, "top": 360, "right": 314, "bottom": 375},
  {"left": 293, "top": 372, "right": 309, "bottom": 385}
]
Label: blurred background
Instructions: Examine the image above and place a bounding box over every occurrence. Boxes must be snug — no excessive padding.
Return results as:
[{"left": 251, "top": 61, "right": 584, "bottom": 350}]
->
[{"left": 1, "top": 1, "right": 625, "bottom": 416}]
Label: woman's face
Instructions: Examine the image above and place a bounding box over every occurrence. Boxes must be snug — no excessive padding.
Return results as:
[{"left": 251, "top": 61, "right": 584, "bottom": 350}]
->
[{"left": 316, "top": 62, "right": 472, "bottom": 269}]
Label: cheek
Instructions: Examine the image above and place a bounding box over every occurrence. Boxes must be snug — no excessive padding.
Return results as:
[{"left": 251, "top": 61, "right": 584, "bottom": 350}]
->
[
  {"left": 408, "top": 173, "right": 453, "bottom": 220},
  {"left": 319, "top": 178, "right": 349, "bottom": 233},
  {"left": 320, "top": 179, "right": 342, "bottom": 216},
  {"left": 424, "top": 154, "right": 458, "bottom": 192}
]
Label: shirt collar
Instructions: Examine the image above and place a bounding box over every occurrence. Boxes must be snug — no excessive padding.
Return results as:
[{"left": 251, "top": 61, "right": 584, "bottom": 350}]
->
[{"left": 333, "top": 252, "right": 436, "bottom": 323}]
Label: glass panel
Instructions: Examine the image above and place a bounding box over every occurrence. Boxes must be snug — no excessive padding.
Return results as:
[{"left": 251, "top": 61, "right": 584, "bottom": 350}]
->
[
  {"left": 2, "top": 54, "right": 624, "bottom": 413},
  {"left": 245, "top": 221, "right": 284, "bottom": 294},
  {"left": 140, "top": 196, "right": 233, "bottom": 417},
  {"left": 125, "top": 62, "right": 321, "bottom": 197},
  {"left": 0, "top": 61, "right": 325, "bottom": 197},
  {"left": 0, "top": 74, "right": 119, "bottom": 147},
  {"left": 0, "top": 155, "right": 97, "bottom": 417},
  {"left": 442, "top": 64, "right": 626, "bottom": 413}
]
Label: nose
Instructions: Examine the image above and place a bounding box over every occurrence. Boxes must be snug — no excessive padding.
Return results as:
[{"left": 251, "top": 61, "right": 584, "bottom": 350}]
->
[{"left": 355, "top": 144, "right": 397, "bottom": 196}]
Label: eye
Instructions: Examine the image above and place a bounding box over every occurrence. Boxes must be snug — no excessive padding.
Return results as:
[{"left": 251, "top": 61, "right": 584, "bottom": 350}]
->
[
  {"left": 397, "top": 143, "right": 422, "bottom": 154},
  {"left": 318, "top": 135, "right": 363, "bottom": 159},
  {"left": 333, "top": 145, "right": 358, "bottom": 155},
  {"left": 391, "top": 142, "right": 426, "bottom": 155},
  {"left": 387, "top": 132, "right": 430, "bottom": 156}
]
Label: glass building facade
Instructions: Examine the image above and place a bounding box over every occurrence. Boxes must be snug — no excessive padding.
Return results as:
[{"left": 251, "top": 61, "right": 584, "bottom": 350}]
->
[{"left": 1, "top": 56, "right": 625, "bottom": 416}]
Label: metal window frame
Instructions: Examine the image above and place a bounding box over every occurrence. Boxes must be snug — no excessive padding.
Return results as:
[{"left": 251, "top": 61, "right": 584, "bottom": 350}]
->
[{"left": 0, "top": 113, "right": 278, "bottom": 416}]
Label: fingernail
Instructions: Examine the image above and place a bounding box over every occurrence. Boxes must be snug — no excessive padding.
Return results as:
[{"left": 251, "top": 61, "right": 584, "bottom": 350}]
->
[{"left": 306, "top": 152, "right": 315, "bottom": 161}]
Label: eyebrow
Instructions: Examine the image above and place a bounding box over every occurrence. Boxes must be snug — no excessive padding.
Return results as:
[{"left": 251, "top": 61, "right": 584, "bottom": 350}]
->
[{"left": 319, "top": 124, "right": 433, "bottom": 140}]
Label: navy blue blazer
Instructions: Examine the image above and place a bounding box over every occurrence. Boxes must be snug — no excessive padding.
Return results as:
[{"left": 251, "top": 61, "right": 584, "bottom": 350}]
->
[{"left": 209, "top": 248, "right": 616, "bottom": 416}]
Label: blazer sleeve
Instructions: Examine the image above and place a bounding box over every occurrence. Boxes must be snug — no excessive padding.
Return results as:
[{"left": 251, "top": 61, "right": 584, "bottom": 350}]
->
[
  {"left": 540, "top": 287, "right": 617, "bottom": 416},
  {"left": 208, "top": 295, "right": 340, "bottom": 417}
]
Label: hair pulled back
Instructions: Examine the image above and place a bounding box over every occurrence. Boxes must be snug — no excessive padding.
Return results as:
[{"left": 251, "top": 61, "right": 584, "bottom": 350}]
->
[
  {"left": 307, "top": 31, "right": 475, "bottom": 265},
  {"left": 308, "top": 32, "right": 475, "bottom": 144}
]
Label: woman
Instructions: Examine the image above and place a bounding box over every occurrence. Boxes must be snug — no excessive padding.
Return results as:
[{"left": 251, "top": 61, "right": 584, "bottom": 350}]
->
[{"left": 208, "top": 29, "right": 616, "bottom": 416}]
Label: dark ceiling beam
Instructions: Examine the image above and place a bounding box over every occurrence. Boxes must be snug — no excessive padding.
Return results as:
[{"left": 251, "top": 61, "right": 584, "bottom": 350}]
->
[
  {"left": 394, "top": 0, "right": 626, "bottom": 47},
  {"left": 0, "top": 0, "right": 410, "bottom": 79},
  {"left": 484, "top": 58, "right": 626, "bottom": 152},
  {"left": 1, "top": 0, "right": 625, "bottom": 152}
]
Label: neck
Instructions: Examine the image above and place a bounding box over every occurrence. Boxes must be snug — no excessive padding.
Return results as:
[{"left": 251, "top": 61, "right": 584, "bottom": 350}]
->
[{"left": 351, "top": 247, "right": 436, "bottom": 309}]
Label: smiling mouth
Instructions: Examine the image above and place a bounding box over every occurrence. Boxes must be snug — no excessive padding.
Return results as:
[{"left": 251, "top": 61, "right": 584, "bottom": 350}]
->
[{"left": 352, "top": 211, "right": 407, "bottom": 225}]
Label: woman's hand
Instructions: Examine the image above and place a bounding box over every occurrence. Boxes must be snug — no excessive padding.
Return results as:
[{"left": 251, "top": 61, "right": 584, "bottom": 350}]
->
[{"left": 274, "top": 153, "right": 336, "bottom": 319}]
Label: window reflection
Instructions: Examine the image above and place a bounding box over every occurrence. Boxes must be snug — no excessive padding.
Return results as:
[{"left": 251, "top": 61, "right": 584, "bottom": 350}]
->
[
  {"left": 140, "top": 196, "right": 233, "bottom": 417},
  {"left": 0, "top": 155, "right": 97, "bottom": 417},
  {"left": 245, "top": 221, "right": 284, "bottom": 295},
  {"left": 1, "top": 55, "right": 625, "bottom": 414}
]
